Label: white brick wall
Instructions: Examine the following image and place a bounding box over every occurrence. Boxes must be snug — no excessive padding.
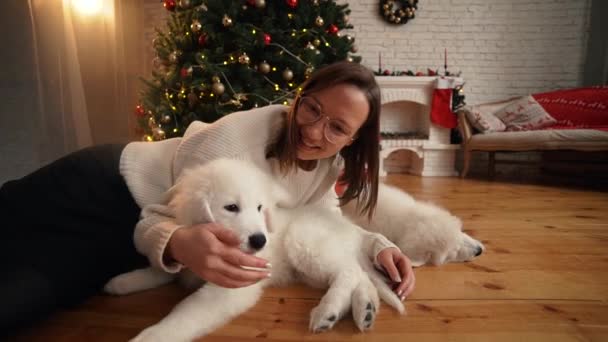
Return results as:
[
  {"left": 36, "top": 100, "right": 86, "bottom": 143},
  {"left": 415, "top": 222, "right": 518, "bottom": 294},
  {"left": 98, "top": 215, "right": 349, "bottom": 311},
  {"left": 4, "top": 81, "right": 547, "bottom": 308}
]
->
[{"left": 143, "top": 0, "right": 591, "bottom": 108}]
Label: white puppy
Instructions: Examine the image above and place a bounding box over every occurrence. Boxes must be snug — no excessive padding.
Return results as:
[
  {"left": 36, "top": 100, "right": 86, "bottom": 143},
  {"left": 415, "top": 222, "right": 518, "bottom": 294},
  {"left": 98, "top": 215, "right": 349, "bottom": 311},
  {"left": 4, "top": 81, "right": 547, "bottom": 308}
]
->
[
  {"left": 105, "top": 159, "right": 404, "bottom": 341},
  {"left": 342, "top": 183, "right": 484, "bottom": 267}
]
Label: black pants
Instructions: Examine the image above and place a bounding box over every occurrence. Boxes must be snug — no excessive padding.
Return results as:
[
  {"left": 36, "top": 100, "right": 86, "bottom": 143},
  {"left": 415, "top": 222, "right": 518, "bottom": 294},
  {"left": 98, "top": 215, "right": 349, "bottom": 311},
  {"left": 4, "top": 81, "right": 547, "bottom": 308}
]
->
[{"left": 0, "top": 144, "right": 147, "bottom": 335}]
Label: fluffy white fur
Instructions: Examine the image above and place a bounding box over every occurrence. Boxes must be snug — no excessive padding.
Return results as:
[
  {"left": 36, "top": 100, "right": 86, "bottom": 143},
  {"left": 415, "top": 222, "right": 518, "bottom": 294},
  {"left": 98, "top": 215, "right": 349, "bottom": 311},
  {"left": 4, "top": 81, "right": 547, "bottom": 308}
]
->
[
  {"left": 342, "top": 183, "right": 485, "bottom": 267},
  {"left": 105, "top": 159, "right": 404, "bottom": 341}
]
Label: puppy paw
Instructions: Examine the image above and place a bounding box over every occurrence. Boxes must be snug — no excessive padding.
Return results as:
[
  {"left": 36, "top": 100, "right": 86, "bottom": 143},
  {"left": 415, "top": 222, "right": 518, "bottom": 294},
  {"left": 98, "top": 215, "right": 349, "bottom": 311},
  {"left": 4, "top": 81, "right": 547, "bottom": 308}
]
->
[
  {"left": 351, "top": 280, "right": 380, "bottom": 331},
  {"left": 309, "top": 304, "right": 341, "bottom": 333},
  {"left": 104, "top": 275, "right": 134, "bottom": 295}
]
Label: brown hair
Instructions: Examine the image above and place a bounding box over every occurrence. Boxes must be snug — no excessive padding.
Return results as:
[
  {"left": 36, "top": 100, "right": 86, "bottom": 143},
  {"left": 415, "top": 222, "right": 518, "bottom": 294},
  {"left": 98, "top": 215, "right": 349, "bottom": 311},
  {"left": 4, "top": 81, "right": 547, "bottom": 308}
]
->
[{"left": 267, "top": 61, "right": 381, "bottom": 219}]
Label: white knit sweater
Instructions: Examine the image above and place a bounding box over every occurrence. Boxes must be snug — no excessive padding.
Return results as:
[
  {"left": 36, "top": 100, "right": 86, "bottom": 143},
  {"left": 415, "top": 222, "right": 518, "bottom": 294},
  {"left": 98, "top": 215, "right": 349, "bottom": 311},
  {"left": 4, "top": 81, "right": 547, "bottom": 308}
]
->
[{"left": 119, "top": 104, "right": 396, "bottom": 272}]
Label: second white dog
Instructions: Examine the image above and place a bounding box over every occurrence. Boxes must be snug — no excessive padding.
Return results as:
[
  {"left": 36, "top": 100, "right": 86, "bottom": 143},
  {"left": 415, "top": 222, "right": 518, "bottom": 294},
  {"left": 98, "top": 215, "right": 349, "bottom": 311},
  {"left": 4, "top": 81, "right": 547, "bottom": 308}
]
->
[
  {"left": 105, "top": 159, "right": 404, "bottom": 341},
  {"left": 342, "top": 183, "right": 485, "bottom": 267}
]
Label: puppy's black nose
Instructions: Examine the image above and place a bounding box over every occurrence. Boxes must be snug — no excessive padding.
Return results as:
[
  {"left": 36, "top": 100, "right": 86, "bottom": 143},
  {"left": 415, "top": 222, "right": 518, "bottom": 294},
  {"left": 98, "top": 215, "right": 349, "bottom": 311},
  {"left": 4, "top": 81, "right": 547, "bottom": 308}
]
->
[
  {"left": 474, "top": 246, "right": 483, "bottom": 257},
  {"left": 248, "top": 233, "right": 267, "bottom": 250}
]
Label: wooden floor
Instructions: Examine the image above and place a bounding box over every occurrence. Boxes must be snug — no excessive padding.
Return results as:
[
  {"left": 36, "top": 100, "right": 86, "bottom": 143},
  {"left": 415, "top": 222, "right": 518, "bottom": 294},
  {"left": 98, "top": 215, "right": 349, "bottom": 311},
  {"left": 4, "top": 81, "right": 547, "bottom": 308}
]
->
[{"left": 9, "top": 174, "right": 608, "bottom": 342}]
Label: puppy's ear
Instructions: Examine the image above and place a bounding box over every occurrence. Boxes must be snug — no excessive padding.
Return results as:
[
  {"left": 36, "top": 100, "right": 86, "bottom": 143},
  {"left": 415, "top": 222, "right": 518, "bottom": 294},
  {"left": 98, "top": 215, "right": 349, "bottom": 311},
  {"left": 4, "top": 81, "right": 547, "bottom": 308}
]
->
[{"left": 166, "top": 176, "right": 215, "bottom": 225}]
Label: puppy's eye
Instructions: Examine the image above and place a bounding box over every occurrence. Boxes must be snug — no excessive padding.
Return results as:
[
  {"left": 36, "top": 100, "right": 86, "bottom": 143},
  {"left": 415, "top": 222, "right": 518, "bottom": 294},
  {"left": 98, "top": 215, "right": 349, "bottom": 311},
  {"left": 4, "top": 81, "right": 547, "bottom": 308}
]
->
[
  {"left": 224, "top": 204, "right": 239, "bottom": 213},
  {"left": 257, "top": 204, "right": 262, "bottom": 212}
]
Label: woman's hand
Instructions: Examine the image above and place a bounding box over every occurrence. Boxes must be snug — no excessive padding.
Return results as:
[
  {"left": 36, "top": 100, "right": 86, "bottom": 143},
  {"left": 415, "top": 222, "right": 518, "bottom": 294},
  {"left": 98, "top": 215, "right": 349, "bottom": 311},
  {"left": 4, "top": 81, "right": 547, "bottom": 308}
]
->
[
  {"left": 166, "top": 223, "right": 271, "bottom": 288},
  {"left": 376, "top": 247, "right": 416, "bottom": 300}
]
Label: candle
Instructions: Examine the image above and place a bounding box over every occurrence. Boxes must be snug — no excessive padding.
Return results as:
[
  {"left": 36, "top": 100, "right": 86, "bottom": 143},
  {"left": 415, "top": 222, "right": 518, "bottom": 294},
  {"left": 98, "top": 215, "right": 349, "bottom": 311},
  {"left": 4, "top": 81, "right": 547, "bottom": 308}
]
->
[
  {"left": 378, "top": 52, "right": 382, "bottom": 72},
  {"left": 444, "top": 48, "right": 447, "bottom": 68}
]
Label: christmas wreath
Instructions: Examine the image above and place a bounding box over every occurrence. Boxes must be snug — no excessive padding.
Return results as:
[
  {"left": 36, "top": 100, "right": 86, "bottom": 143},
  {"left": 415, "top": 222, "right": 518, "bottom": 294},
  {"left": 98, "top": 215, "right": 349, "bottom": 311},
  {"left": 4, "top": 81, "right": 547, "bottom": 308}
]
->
[{"left": 379, "top": 0, "right": 418, "bottom": 25}]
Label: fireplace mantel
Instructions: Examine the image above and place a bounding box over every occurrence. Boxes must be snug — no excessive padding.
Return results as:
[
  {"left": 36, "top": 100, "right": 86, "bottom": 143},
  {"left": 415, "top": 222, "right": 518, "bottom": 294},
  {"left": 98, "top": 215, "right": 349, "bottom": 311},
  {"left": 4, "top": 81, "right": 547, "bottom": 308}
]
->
[{"left": 376, "top": 76, "right": 461, "bottom": 177}]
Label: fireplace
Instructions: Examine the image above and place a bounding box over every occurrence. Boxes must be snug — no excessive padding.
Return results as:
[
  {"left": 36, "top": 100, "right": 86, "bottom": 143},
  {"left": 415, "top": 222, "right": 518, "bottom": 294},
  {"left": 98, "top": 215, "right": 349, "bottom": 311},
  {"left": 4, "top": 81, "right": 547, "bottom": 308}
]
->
[{"left": 376, "top": 76, "right": 461, "bottom": 177}]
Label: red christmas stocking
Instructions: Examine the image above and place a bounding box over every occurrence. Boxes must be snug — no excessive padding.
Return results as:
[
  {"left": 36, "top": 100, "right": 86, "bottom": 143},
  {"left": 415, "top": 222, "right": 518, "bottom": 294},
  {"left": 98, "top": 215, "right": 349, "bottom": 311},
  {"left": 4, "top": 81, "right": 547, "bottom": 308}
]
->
[{"left": 430, "top": 77, "right": 457, "bottom": 129}]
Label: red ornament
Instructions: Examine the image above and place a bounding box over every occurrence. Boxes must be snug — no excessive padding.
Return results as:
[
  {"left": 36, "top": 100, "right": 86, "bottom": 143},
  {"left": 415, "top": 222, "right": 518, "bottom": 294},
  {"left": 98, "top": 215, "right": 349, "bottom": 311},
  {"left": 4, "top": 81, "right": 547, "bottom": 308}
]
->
[
  {"left": 327, "top": 24, "right": 339, "bottom": 35},
  {"left": 383, "top": 69, "right": 391, "bottom": 76},
  {"left": 427, "top": 68, "right": 437, "bottom": 76},
  {"left": 263, "top": 33, "right": 271, "bottom": 46},
  {"left": 286, "top": 0, "right": 298, "bottom": 8},
  {"left": 163, "top": 0, "right": 176, "bottom": 11},
  {"left": 415, "top": 71, "right": 424, "bottom": 76},
  {"left": 134, "top": 105, "right": 145, "bottom": 117},
  {"left": 198, "top": 34, "right": 207, "bottom": 47}
]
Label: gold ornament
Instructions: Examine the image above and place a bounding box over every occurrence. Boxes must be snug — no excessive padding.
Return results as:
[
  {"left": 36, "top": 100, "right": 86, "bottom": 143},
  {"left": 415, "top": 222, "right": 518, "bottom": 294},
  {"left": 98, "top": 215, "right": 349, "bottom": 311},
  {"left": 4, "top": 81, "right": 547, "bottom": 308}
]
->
[
  {"left": 160, "top": 115, "right": 172, "bottom": 124},
  {"left": 258, "top": 61, "right": 271, "bottom": 74},
  {"left": 219, "top": 93, "right": 248, "bottom": 108},
  {"left": 282, "top": 68, "right": 293, "bottom": 81},
  {"left": 190, "top": 20, "right": 202, "bottom": 32},
  {"left": 168, "top": 50, "right": 181, "bottom": 64},
  {"left": 238, "top": 53, "right": 250, "bottom": 64},
  {"left": 255, "top": 0, "right": 266, "bottom": 8},
  {"left": 211, "top": 75, "right": 221, "bottom": 83},
  {"left": 313, "top": 39, "right": 321, "bottom": 47},
  {"left": 152, "top": 127, "right": 166, "bottom": 140},
  {"left": 179, "top": 0, "right": 191, "bottom": 9},
  {"left": 222, "top": 15, "right": 233, "bottom": 27},
  {"left": 212, "top": 82, "right": 225, "bottom": 95},
  {"left": 315, "top": 16, "right": 324, "bottom": 27},
  {"left": 305, "top": 66, "right": 314, "bottom": 78},
  {"left": 147, "top": 116, "right": 157, "bottom": 129}
]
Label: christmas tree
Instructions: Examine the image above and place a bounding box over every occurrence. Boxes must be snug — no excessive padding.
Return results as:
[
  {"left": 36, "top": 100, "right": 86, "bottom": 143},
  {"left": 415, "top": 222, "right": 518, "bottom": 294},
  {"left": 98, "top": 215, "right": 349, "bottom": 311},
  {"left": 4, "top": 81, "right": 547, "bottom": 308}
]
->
[{"left": 136, "top": 0, "right": 361, "bottom": 141}]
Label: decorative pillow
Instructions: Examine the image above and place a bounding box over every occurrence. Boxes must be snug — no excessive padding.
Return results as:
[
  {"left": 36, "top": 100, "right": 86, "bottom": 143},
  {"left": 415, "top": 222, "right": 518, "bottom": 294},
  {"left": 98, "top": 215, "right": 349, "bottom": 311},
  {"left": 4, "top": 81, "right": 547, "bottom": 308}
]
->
[
  {"left": 493, "top": 95, "right": 557, "bottom": 131},
  {"left": 464, "top": 98, "right": 519, "bottom": 133}
]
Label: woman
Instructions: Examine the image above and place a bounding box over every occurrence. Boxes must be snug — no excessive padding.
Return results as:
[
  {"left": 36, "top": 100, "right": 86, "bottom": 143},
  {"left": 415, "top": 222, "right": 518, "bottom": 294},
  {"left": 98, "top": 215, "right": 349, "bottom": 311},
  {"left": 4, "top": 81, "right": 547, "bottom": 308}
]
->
[{"left": 0, "top": 61, "right": 414, "bottom": 334}]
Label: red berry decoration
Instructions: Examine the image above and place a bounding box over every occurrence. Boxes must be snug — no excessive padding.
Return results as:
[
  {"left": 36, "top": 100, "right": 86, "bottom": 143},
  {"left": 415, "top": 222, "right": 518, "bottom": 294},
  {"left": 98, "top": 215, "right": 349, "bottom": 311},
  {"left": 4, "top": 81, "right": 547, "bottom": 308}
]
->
[
  {"left": 180, "top": 67, "right": 189, "bottom": 79},
  {"left": 134, "top": 105, "right": 145, "bottom": 117},
  {"left": 286, "top": 0, "right": 298, "bottom": 8},
  {"left": 163, "top": 0, "right": 176, "bottom": 11},
  {"left": 327, "top": 24, "right": 339, "bottom": 35},
  {"left": 198, "top": 34, "right": 207, "bottom": 47},
  {"left": 263, "top": 33, "right": 271, "bottom": 46}
]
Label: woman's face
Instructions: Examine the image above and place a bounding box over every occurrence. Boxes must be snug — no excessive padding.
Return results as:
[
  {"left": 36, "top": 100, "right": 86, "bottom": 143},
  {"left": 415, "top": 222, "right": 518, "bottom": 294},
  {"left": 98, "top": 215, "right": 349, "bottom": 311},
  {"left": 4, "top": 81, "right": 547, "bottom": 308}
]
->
[{"left": 295, "top": 83, "right": 370, "bottom": 161}]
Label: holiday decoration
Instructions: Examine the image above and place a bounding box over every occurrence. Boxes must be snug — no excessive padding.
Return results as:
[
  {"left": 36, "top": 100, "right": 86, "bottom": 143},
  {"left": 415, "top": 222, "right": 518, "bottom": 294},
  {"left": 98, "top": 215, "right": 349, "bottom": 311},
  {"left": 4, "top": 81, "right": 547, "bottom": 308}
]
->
[
  {"left": 137, "top": 0, "right": 360, "bottom": 140},
  {"left": 190, "top": 20, "right": 202, "bottom": 32},
  {"left": 282, "top": 68, "right": 294, "bottom": 81},
  {"left": 197, "top": 33, "right": 207, "bottom": 47},
  {"left": 315, "top": 16, "right": 324, "bottom": 27},
  {"left": 258, "top": 61, "right": 271, "bottom": 74},
  {"left": 379, "top": 0, "right": 418, "bottom": 25},
  {"left": 163, "top": 0, "right": 176, "bottom": 12},
  {"left": 327, "top": 24, "right": 339, "bottom": 35},
  {"left": 222, "top": 14, "right": 233, "bottom": 27},
  {"left": 286, "top": 0, "right": 298, "bottom": 9}
]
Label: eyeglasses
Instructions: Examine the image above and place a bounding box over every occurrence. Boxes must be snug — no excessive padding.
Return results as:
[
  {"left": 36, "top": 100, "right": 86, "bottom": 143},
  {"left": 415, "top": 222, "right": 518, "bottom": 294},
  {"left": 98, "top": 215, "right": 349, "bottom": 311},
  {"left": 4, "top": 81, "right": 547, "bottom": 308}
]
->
[{"left": 295, "top": 96, "right": 355, "bottom": 144}]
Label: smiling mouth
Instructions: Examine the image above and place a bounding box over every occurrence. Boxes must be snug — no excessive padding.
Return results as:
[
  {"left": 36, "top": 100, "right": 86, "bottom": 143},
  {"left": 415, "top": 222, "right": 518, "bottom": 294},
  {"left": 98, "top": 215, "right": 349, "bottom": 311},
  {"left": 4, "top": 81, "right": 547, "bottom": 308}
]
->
[{"left": 299, "top": 136, "right": 320, "bottom": 150}]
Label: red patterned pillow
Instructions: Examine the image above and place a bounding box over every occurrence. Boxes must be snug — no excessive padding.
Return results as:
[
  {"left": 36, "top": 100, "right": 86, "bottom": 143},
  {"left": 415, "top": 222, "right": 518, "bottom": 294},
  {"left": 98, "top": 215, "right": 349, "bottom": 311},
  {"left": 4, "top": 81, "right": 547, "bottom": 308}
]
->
[
  {"left": 493, "top": 95, "right": 557, "bottom": 131},
  {"left": 533, "top": 86, "right": 608, "bottom": 129}
]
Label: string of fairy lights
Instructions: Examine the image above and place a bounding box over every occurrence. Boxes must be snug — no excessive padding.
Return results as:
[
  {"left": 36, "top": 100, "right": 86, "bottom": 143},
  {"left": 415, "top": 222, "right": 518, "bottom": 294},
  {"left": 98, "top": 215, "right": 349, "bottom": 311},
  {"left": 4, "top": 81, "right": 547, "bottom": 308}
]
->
[{"left": 137, "top": 0, "right": 357, "bottom": 141}]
